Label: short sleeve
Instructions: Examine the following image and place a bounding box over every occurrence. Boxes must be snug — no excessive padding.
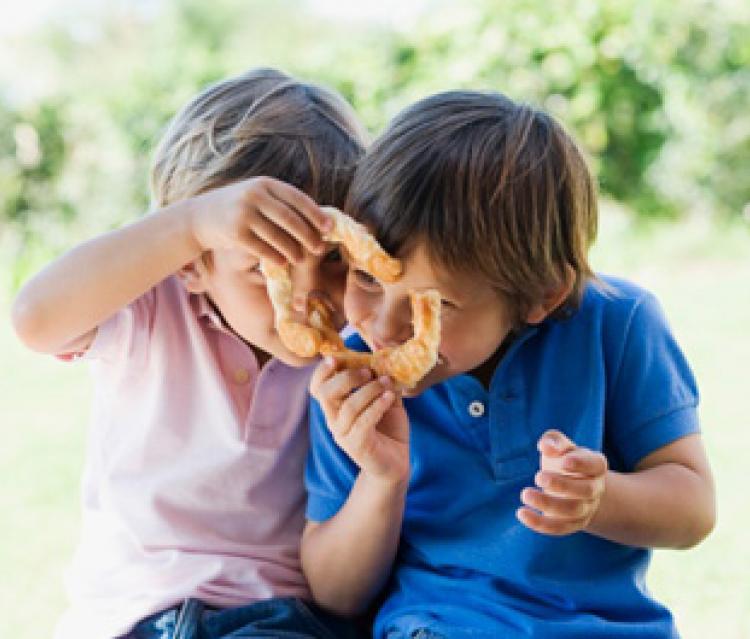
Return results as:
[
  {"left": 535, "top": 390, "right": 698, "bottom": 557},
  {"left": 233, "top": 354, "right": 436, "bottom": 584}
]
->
[
  {"left": 606, "top": 292, "right": 700, "bottom": 470},
  {"left": 305, "top": 397, "right": 359, "bottom": 522},
  {"left": 78, "top": 289, "right": 156, "bottom": 366}
]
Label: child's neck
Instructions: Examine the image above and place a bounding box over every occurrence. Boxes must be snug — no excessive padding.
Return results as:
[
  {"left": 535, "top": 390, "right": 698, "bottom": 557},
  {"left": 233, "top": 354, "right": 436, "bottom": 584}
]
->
[
  {"left": 470, "top": 331, "right": 516, "bottom": 390},
  {"left": 206, "top": 296, "right": 272, "bottom": 369},
  {"left": 252, "top": 345, "right": 272, "bottom": 369}
]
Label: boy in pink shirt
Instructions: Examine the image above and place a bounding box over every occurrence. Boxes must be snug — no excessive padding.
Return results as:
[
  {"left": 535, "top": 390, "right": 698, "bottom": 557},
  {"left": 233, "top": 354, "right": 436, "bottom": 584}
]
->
[{"left": 12, "top": 68, "right": 366, "bottom": 639}]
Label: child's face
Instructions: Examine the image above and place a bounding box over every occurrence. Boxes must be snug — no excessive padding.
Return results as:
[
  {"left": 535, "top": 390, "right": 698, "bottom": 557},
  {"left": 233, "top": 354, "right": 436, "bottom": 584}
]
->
[
  {"left": 197, "top": 244, "right": 347, "bottom": 367},
  {"left": 344, "top": 240, "right": 513, "bottom": 396}
]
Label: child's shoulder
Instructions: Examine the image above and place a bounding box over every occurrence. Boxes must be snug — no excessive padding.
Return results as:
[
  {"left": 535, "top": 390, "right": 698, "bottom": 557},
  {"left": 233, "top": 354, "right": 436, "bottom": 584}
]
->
[
  {"left": 579, "top": 274, "right": 665, "bottom": 329},
  {"left": 572, "top": 274, "right": 669, "bottom": 342},
  {"left": 148, "top": 275, "right": 203, "bottom": 324},
  {"left": 87, "top": 276, "right": 197, "bottom": 364},
  {"left": 583, "top": 273, "right": 654, "bottom": 306}
]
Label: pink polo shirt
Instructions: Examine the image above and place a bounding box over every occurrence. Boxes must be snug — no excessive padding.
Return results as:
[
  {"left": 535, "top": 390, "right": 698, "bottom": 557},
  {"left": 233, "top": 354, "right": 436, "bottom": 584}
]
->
[{"left": 54, "top": 276, "right": 314, "bottom": 639}]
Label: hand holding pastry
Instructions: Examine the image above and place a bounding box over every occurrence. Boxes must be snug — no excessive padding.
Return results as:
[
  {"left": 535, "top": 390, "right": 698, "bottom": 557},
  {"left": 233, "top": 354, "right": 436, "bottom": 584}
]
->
[
  {"left": 262, "top": 206, "right": 441, "bottom": 389},
  {"left": 190, "top": 177, "right": 331, "bottom": 264},
  {"left": 310, "top": 356, "right": 410, "bottom": 487}
]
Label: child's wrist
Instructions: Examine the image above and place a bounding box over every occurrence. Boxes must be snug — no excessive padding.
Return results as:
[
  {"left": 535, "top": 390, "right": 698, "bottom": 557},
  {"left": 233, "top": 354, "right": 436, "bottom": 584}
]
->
[
  {"left": 179, "top": 194, "right": 212, "bottom": 255},
  {"left": 582, "top": 470, "right": 610, "bottom": 536},
  {"left": 360, "top": 470, "right": 410, "bottom": 500}
]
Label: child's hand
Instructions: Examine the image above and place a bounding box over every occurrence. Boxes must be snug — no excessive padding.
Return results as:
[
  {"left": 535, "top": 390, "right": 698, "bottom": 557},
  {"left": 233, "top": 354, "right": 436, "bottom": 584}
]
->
[
  {"left": 517, "top": 429, "right": 608, "bottom": 536},
  {"left": 310, "top": 356, "right": 410, "bottom": 488},
  {"left": 189, "top": 177, "right": 332, "bottom": 265}
]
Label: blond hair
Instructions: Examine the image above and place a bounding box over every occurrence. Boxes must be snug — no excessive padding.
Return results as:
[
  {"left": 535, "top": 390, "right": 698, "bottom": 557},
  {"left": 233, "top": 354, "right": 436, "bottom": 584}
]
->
[{"left": 151, "top": 68, "right": 367, "bottom": 209}]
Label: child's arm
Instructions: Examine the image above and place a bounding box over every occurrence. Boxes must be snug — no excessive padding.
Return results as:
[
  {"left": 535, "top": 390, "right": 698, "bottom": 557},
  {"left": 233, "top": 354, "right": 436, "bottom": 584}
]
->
[
  {"left": 12, "top": 177, "right": 330, "bottom": 354},
  {"left": 518, "top": 430, "right": 715, "bottom": 549},
  {"left": 302, "top": 357, "right": 410, "bottom": 616}
]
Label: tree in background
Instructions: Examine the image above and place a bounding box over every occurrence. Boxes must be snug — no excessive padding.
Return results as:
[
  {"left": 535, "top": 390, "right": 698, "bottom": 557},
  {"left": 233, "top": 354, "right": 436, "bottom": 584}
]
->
[{"left": 1, "top": 0, "right": 748, "bottom": 284}]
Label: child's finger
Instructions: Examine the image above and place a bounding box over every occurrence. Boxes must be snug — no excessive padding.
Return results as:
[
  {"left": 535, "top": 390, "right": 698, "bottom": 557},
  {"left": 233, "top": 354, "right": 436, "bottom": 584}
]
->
[
  {"left": 258, "top": 195, "right": 327, "bottom": 257},
  {"left": 315, "top": 366, "right": 373, "bottom": 408},
  {"left": 560, "top": 449, "right": 608, "bottom": 478},
  {"left": 534, "top": 471, "right": 600, "bottom": 501},
  {"left": 537, "top": 429, "right": 576, "bottom": 457},
  {"left": 516, "top": 506, "right": 588, "bottom": 536},
  {"left": 237, "top": 226, "right": 288, "bottom": 266},
  {"left": 266, "top": 179, "right": 332, "bottom": 238},
  {"left": 336, "top": 379, "right": 391, "bottom": 438},
  {"left": 247, "top": 207, "right": 306, "bottom": 264},
  {"left": 520, "top": 487, "right": 591, "bottom": 521},
  {"left": 347, "top": 389, "right": 396, "bottom": 456},
  {"left": 309, "top": 356, "right": 339, "bottom": 397}
]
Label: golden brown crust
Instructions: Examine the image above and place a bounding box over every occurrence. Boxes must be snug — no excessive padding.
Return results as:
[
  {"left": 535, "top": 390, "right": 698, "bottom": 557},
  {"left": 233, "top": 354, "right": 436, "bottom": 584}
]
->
[
  {"left": 320, "top": 206, "right": 401, "bottom": 282},
  {"left": 262, "top": 207, "right": 440, "bottom": 388},
  {"left": 308, "top": 297, "right": 345, "bottom": 353},
  {"left": 367, "top": 290, "right": 441, "bottom": 387},
  {"left": 261, "top": 260, "right": 322, "bottom": 358}
]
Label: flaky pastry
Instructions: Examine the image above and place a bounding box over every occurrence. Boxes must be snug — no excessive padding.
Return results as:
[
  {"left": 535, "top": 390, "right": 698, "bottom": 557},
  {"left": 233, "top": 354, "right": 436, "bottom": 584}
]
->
[{"left": 262, "top": 206, "right": 440, "bottom": 388}]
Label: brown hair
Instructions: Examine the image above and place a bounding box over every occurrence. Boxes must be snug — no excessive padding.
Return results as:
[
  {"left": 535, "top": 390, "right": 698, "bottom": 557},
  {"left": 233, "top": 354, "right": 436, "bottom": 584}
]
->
[
  {"left": 151, "top": 68, "right": 367, "bottom": 209},
  {"left": 347, "top": 90, "right": 598, "bottom": 326}
]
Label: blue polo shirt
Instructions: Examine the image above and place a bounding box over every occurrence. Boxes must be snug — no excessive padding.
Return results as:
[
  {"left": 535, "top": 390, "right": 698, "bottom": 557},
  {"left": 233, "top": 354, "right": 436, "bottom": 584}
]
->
[{"left": 306, "top": 276, "right": 699, "bottom": 639}]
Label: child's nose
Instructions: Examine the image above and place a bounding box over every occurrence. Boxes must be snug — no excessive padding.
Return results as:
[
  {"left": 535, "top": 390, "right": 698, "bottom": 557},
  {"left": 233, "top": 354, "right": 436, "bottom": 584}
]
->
[
  {"left": 370, "top": 298, "right": 413, "bottom": 348},
  {"left": 291, "top": 265, "right": 323, "bottom": 312}
]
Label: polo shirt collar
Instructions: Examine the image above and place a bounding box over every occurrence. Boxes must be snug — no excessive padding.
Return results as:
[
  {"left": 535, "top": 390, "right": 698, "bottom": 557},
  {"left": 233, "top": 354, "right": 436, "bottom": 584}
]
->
[
  {"left": 488, "top": 322, "right": 540, "bottom": 389},
  {"left": 189, "top": 292, "right": 283, "bottom": 375},
  {"left": 191, "top": 292, "right": 230, "bottom": 333}
]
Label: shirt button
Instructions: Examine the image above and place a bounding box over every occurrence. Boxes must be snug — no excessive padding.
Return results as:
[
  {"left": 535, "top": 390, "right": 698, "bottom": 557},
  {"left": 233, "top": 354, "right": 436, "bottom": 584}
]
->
[
  {"left": 233, "top": 368, "right": 250, "bottom": 384},
  {"left": 468, "top": 400, "right": 485, "bottom": 417}
]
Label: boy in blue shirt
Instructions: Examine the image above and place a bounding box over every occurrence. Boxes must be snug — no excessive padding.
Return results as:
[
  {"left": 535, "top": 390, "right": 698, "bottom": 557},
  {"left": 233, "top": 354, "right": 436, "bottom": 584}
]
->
[{"left": 301, "top": 91, "right": 716, "bottom": 638}]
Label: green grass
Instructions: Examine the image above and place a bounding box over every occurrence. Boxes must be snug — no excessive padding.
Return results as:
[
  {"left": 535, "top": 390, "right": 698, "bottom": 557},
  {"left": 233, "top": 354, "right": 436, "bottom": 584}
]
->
[
  {"left": 590, "top": 213, "right": 750, "bottom": 638},
  {"left": 1, "top": 212, "right": 748, "bottom": 638}
]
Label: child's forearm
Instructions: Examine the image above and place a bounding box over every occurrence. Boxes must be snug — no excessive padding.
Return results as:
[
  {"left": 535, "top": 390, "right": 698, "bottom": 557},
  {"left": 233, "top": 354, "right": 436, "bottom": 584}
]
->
[
  {"left": 302, "top": 472, "right": 407, "bottom": 616},
  {"left": 585, "top": 463, "right": 715, "bottom": 549},
  {"left": 12, "top": 200, "right": 202, "bottom": 354}
]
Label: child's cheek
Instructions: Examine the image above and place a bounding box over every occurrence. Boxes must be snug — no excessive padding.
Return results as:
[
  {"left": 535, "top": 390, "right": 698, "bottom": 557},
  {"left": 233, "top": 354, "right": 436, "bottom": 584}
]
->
[
  {"left": 343, "top": 284, "right": 367, "bottom": 327},
  {"left": 322, "top": 264, "right": 348, "bottom": 300}
]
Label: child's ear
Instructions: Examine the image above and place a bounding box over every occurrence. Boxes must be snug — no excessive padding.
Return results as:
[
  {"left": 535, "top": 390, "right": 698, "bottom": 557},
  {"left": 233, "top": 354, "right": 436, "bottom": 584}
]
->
[
  {"left": 176, "top": 258, "right": 210, "bottom": 294},
  {"left": 525, "top": 264, "right": 576, "bottom": 325}
]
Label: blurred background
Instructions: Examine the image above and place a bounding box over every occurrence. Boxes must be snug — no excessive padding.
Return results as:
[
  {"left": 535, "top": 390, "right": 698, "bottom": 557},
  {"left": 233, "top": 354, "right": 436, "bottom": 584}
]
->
[{"left": 1, "top": 0, "right": 748, "bottom": 637}]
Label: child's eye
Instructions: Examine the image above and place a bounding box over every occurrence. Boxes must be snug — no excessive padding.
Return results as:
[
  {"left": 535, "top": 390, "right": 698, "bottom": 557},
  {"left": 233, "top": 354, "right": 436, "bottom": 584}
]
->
[
  {"left": 440, "top": 299, "right": 460, "bottom": 315},
  {"left": 352, "top": 268, "right": 380, "bottom": 290},
  {"left": 323, "top": 247, "right": 342, "bottom": 263}
]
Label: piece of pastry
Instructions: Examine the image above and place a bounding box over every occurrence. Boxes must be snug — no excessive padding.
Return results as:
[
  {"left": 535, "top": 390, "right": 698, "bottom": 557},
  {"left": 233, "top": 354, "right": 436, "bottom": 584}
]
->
[
  {"left": 320, "top": 205, "right": 401, "bottom": 283},
  {"left": 330, "top": 290, "right": 441, "bottom": 388},
  {"left": 262, "top": 206, "right": 440, "bottom": 388}
]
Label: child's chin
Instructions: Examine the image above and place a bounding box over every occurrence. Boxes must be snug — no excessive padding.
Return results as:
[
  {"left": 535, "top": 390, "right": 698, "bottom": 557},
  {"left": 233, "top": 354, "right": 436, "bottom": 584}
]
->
[
  {"left": 401, "top": 386, "right": 422, "bottom": 398},
  {"left": 404, "top": 361, "right": 448, "bottom": 397},
  {"left": 401, "top": 376, "right": 435, "bottom": 398},
  {"left": 277, "top": 350, "right": 318, "bottom": 368}
]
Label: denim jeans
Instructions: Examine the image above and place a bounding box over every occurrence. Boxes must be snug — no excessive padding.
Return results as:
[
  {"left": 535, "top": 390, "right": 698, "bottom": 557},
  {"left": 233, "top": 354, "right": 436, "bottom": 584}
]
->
[{"left": 121, "top": 597, "right": 363, "bottom": 639}]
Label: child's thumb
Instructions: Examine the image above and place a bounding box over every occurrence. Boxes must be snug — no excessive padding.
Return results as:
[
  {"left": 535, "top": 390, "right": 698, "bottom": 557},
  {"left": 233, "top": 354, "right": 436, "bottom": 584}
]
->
[{"left": 538, "top": 429, "right": 576, "bottom": 457}]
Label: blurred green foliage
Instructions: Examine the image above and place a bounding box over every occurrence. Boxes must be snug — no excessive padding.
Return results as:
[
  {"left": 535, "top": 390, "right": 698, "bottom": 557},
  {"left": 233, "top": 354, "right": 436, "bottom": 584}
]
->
[{"left": 1, "top": 0, "right": 748, "bottom": 282}]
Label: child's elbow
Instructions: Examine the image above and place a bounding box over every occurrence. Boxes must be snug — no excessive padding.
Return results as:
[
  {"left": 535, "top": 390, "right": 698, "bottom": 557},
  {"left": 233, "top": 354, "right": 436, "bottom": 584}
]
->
[
  {"left": 678, "top": 489, "right": 717, "bottom": 549},
  {"left": 308, "top": 583, "right": 366, "bottom": 618},
  {"left": 302, "top": 534, "right": 368, "bottom": 616},
  {"left": 686, "top": 509, "right": 716, "bottom": 549},
  {"left": 11, "top": 293, "right": 48, "bottom": 352},
  {"left": 303, "top": 558, "right": 367, "bottom": 617}
]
